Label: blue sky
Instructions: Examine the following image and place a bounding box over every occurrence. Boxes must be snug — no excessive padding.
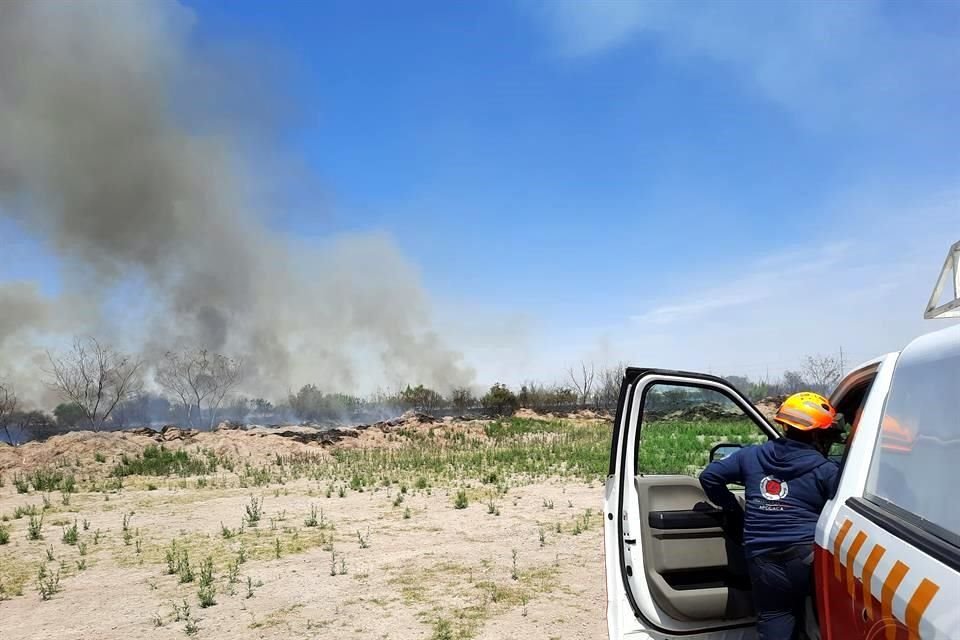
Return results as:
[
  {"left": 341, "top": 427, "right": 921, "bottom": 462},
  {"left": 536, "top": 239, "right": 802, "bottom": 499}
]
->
[{"left": 3, "top": 0, "right": 959, "bottom": 389}]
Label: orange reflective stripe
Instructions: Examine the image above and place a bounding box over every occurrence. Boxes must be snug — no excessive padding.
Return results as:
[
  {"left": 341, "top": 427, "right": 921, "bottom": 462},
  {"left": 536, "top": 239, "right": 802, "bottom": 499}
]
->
[
  {"left": 905, "top": 579, "right": 939, "bottom": 640},
  {"left": 861, "top": 544, "right": 887, "bottom": 620},
  {"left": 845, "top": 532, "right": 868, "bottom": 597},
  {"left": 881, "top": 561, "right": 910, "bottom": 640},
  {"left": 833, "top": 519, "right": 853, "bottom": 580}
]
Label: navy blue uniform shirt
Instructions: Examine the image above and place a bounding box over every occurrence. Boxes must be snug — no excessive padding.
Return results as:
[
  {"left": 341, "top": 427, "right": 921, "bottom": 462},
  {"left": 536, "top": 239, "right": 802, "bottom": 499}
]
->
[{"left": 699, "top": 438, "right": 839, "bottom": 557}]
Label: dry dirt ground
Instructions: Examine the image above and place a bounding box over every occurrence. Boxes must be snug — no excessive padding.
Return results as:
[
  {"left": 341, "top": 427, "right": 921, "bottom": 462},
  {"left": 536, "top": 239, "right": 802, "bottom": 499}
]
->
[{"left": 0, "top": 432, "right": 607, "bottom": 640}]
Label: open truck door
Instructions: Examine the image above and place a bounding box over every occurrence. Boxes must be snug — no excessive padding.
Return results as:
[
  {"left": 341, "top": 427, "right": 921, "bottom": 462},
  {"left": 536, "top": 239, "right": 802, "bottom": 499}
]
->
[{"left": 605, "top": 369, "right": 780, "bottom": 640}]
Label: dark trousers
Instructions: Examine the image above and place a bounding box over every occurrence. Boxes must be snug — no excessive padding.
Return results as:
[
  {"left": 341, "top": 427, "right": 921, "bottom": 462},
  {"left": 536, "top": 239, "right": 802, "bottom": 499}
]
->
[{"left": 746, "top": 544, "right": 814, "bottom": 640}]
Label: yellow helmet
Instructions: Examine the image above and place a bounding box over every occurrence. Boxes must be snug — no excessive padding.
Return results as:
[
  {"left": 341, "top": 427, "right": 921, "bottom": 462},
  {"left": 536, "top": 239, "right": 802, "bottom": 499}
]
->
[{"left": 775, "top": 392, "right": 837, "bottom": 431}]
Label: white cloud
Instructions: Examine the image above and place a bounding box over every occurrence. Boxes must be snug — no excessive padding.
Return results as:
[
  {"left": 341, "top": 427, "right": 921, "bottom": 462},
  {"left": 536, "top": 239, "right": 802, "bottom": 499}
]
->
[
  {"left": 526, "top": 0, "right": 959, "bottom": 131},
  {"left": 497, "top": 186, "right": 960, "bottom": 385}
]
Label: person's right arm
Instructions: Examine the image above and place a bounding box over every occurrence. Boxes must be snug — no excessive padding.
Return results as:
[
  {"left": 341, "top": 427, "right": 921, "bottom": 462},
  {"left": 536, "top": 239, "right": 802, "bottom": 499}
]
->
[{"left": 699, "top": 451, "right": 743, "bottom": 512}]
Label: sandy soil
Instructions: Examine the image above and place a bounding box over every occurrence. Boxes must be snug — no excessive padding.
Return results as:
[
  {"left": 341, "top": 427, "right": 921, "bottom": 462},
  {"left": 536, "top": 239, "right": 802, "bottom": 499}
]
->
[{"left": 0, "top": 473, "right": 607, "bottom": 640}]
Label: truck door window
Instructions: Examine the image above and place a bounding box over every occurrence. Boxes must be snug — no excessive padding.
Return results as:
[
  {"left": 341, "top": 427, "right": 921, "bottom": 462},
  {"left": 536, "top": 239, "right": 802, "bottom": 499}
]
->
[
  {"left": 864, "top": 350, "right": 960, "bottom": 547},
  {"left": 636, "top": 383, "right": 767, "bottom": 476}
]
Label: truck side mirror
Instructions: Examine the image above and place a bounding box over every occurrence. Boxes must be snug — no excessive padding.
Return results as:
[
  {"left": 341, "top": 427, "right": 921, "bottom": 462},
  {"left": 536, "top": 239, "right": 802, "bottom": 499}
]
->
[{"left": 710, "top": 443, "right": 742, "bottom": 463}]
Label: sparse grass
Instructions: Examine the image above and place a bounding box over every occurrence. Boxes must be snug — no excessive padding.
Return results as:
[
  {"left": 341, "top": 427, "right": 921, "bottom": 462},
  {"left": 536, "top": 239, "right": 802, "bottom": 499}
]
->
[
  {"left": 112, "top": 445, "right": 215, "bottom": 478},
  {"left": 14, "top": 504, "right": 38, "bottom": 519},
  {"left": 454, "top": 490, "right": 469, "bottom": 510},
  {"left": 45, "top": 545, "right": 55, "bottom": 561},
  {"left": 357, "top": 529, "right": 370, "bottom": 549},
  {"left": 94, "top": 452, "right": 107, "bottom": 463},
  {"left": 403, "top": 507, "right": 412, "bottom": 519},
  {"left": 78, "top": 542, "right": 88, "bottom": 556}
]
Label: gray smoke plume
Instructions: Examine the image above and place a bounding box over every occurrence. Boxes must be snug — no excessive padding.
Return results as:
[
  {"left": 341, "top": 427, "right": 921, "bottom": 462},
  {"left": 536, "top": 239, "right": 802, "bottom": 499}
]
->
[{"left": 0, "top": 1, "right": 474, "bottom": 403}]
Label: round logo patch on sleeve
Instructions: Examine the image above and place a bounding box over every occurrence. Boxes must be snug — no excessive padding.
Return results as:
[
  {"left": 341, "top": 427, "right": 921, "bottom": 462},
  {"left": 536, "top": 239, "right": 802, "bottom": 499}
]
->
[{"left": 760, "top": 476, "right": 789, "bottom": 500}]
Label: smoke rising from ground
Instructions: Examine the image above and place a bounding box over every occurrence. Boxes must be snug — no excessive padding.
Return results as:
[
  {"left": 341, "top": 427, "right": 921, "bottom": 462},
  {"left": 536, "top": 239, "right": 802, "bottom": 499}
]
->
[{"left": 0, "top": 1, "right": 473, "bottom": 404}]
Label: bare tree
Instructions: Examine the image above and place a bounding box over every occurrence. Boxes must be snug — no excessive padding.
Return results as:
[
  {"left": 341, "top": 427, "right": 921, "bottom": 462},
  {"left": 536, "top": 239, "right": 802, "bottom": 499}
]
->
[
  {"left": 0, "top": 382, "right": 18, "bottom": 445},
  {"left": 206, "top": 353, "right": 243, "bottom": 428},
  {"left": 593, "top": 363, "right": 625, "bottom": 412},
  {"left": 567, "top": 361, "right": 595, "bottom": 408},
  {"left": 156, "top": 349, "right": 242, "bottom": 427},
  {"left": 156, "top": 351, "right": 196, "bottom": 425},
  {"left": 46, "top": 337, "right": 144, "bottom": 432},
  {"left": 803, "top": 355, "right": 842, "bottom": 395},
  {"left": 781, "top": 370, "right": 808, "bottom": 394}
]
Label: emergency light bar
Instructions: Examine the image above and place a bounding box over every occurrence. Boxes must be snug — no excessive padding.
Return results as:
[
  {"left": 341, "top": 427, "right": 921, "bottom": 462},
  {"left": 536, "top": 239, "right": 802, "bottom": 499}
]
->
[{"left": 925, "top": 240, "right": 960, "bottom": 319}]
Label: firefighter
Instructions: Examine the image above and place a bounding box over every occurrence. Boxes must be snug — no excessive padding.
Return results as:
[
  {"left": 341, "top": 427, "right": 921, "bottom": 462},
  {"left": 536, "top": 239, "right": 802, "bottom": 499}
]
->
[{"left": 699, "top": 392, "right": 843, "bottom": 640}]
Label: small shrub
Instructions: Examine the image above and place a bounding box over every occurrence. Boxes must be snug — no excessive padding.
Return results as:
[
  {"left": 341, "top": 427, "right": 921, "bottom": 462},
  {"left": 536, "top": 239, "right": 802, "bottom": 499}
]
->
[
  {"left": 60, "top": 491, "right": 71, "bottom": 506},
  {"left": 37, "top": 565, "right": 61, "bottom": 600},
  {"left": 0, "top": 525, "right": 9, "bottom": 545},
  {"left": 245, "top": 495, "right": 263, "bottom": 526},
  {"left": 414, "top": 477, "right": 429, "bottom": 490},
  {"left": 45, "top": 545, "right": 55, "bottom": 561},
  {"left": 245, "top": 576, "right": 255, "bottom": 598},
  {"left": 94, "top": 452, "right": 107, "bottom": 463},
  {"left": 93, "top": 529, "right": 102, "bottom": 544},
  {"left": 76, "top": 558, "right": 87, "bottom": 571},
  {"left": 356, "top": 529, "right": 369, "bottom": 549},
  {"left": 173, "top": 599, "right": 191, "bottom": 621},
  {"left": 511, "top": 549, "right": 519, "bottom": 581},
  {"left": 538, "top": 527, "right": 546, "bottom": 547},
  {"left": 227, "top": 559, "right": 239, "bottom": 585},
  {"left": 274, "top": 537, "right": 281, "bottom": 559},
  {"left": 82, "top": 518, "right": 90, "bottom": 531},
  {"left": 431, "top": 618, "right": 454, "bottom": 640},
  {"left": 62, "top": 520, "right": 79, "bottom": 545},
  {"left": 403, "top": 507, "right": 412, "bottom": 520},
  {"left": 13, "top": 473, "right": 29, "bottom": 494},
  {"left": 220, "top": 522, "right": 234, "bottom": 539},
  {"left": 392, "top": 494, "right": 404, "bottom": 507},
  {"left": 304, "top": 504, "right": 319, "bottom": 527},
  {"left": 78, "top": 542, "right": 88, "bottom": 556},
  {"left": 453, "top": 490, "right": 468, "bottom": 510},
  {"left": 28, "top": 514, "right": 44, "bottom": 540},
  {"left": 185, "top": 618, "right": 199, "bottom": 636},
  {"left": 197, "top": 556, "right": 216, "bottom": 608}
]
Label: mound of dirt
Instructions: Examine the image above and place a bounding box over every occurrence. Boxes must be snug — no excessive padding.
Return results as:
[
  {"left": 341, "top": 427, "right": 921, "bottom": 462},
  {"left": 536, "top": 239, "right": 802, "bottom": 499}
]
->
[{"left": 660, "top": 403, "right": 744, "bottom": 422}]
